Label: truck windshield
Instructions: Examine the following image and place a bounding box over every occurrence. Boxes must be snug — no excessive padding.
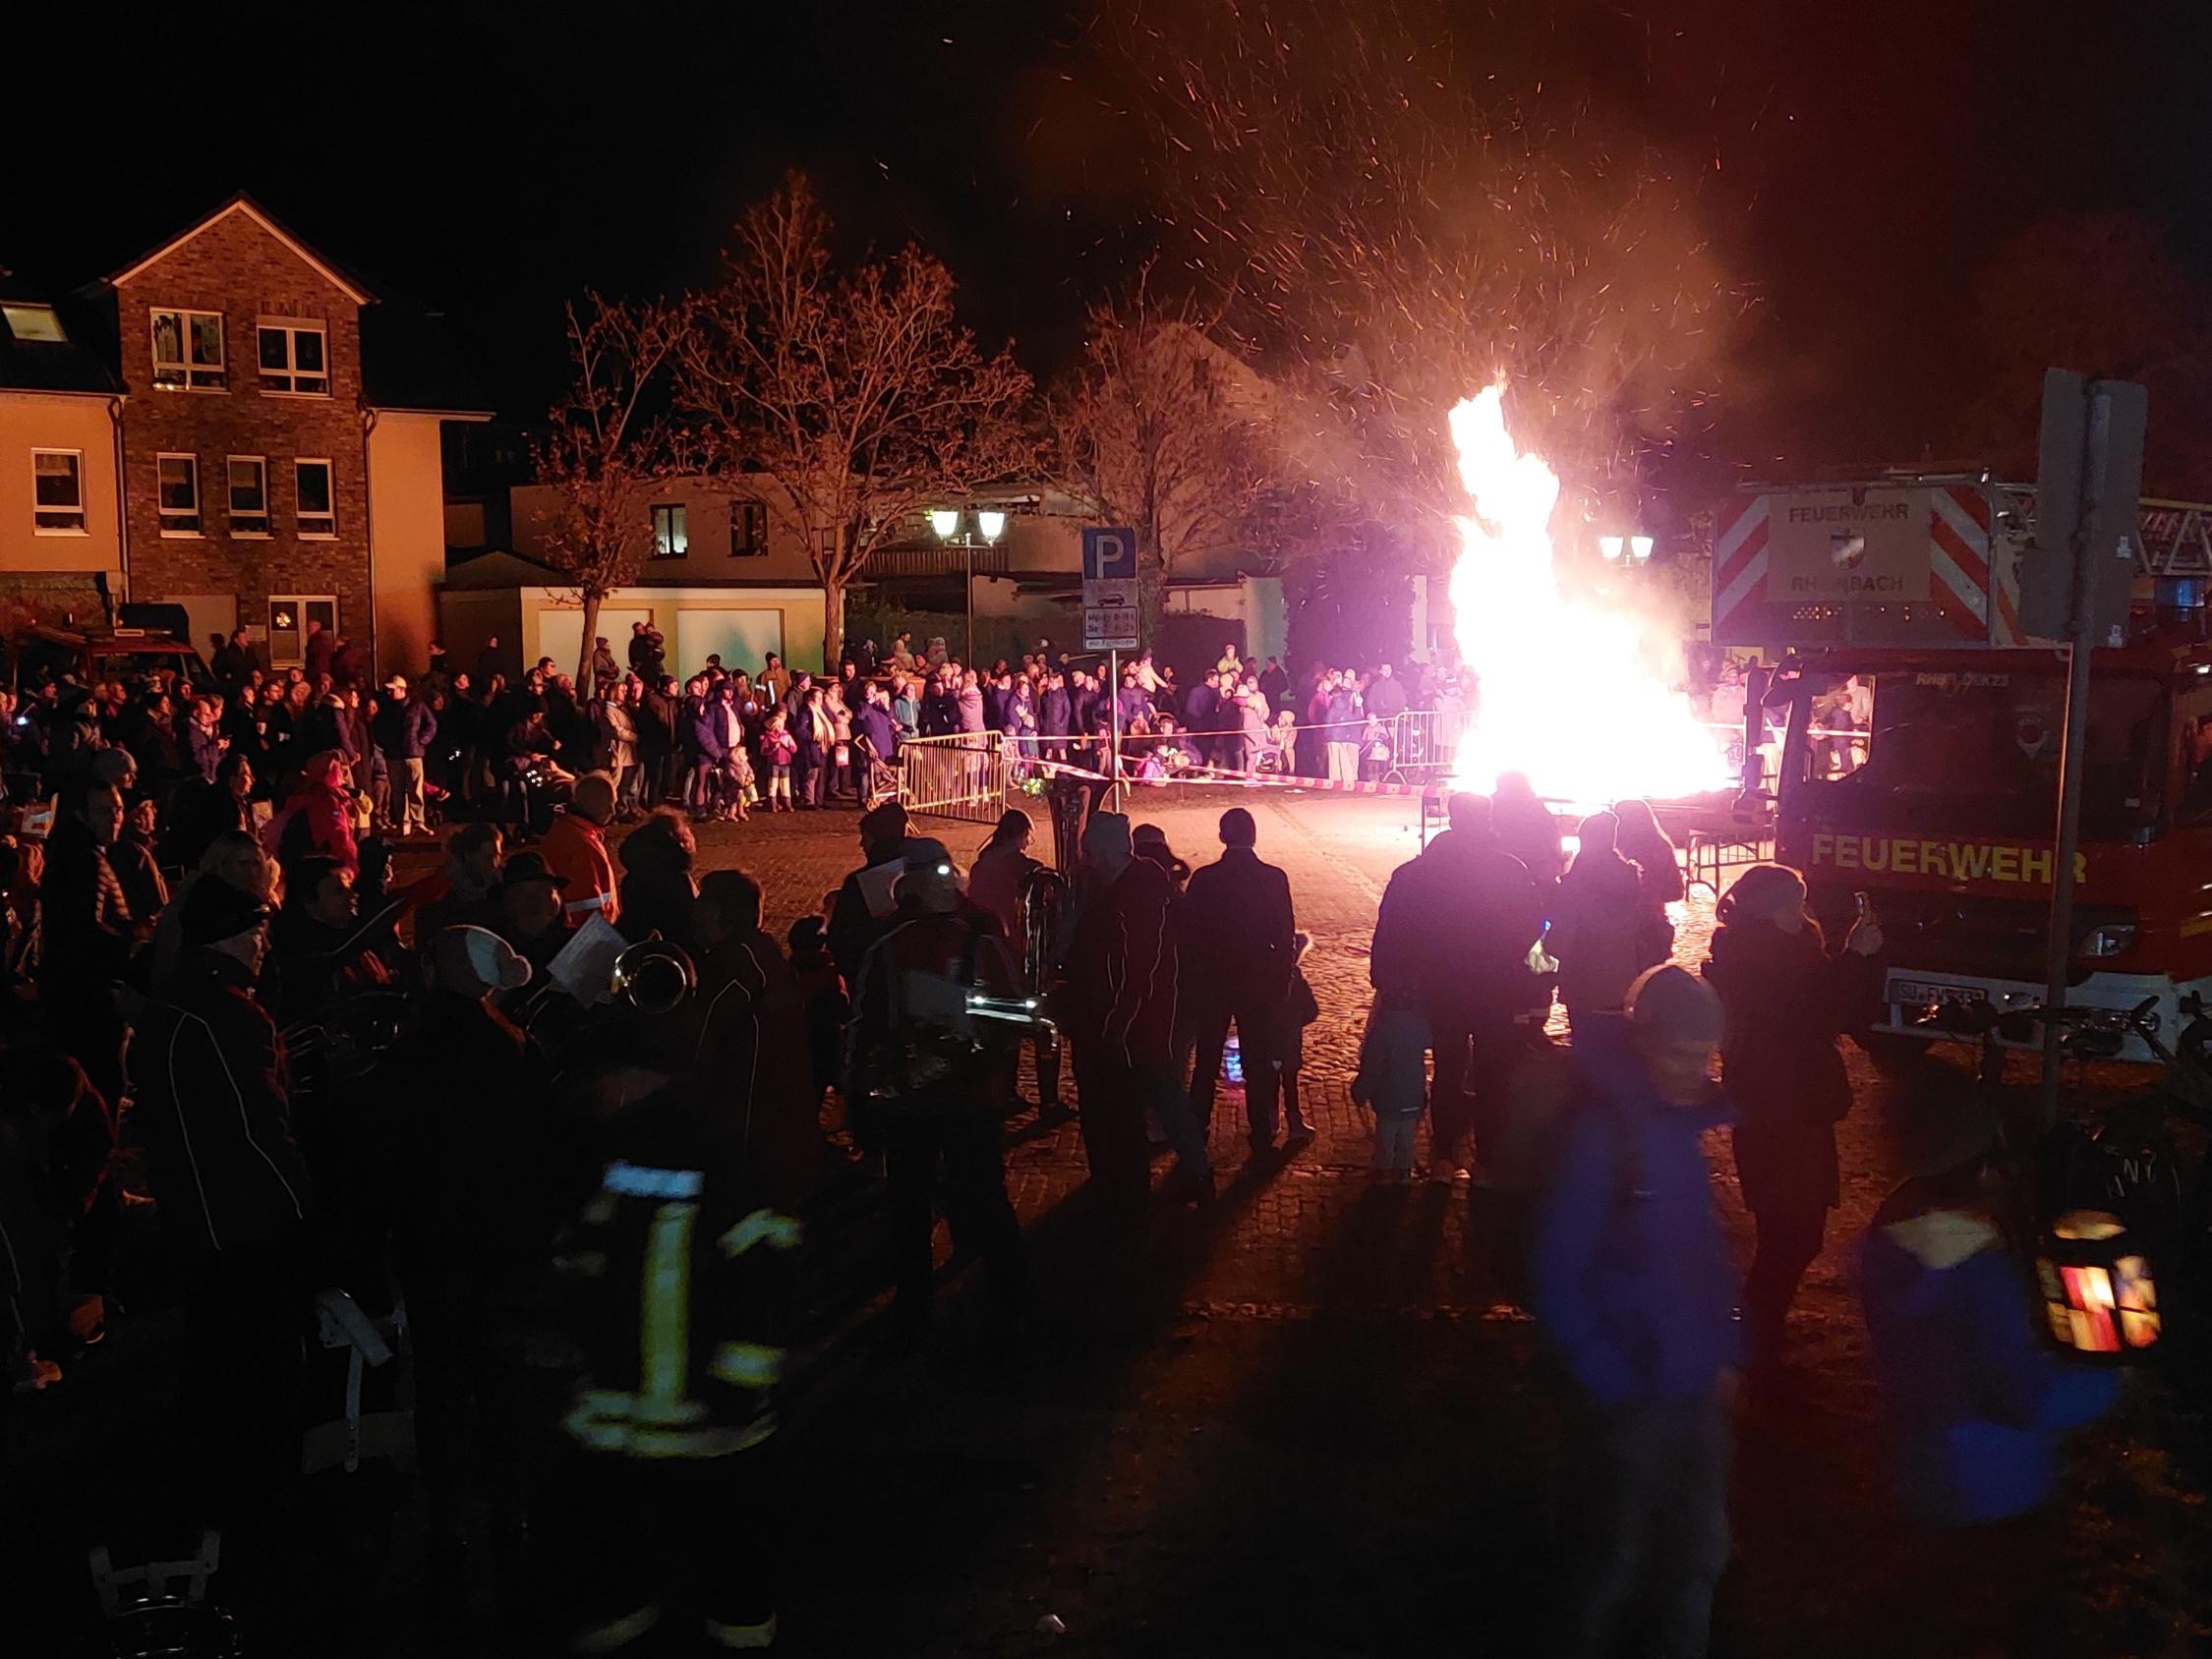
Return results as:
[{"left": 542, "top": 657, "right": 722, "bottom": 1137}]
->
[{"left": 1792, "top": 669, "right": 2167, "bottom": 840}]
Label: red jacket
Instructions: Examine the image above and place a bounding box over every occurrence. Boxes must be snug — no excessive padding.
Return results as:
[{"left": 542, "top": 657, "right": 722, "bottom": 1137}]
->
[
  {"left": 264, "top": 777, "right": 357, "bottom": 877},
  {"left": 540, "top": 811, "right": 618, "bottom": 924}
]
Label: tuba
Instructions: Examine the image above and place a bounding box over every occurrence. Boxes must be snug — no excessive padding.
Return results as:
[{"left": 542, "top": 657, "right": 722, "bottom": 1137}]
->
[
  {"left": 611, "top": 939, "right": 697, "bottom": 1014},
  {"left": 1018, "top": 864, "right": 1069, "bottom": 998}
]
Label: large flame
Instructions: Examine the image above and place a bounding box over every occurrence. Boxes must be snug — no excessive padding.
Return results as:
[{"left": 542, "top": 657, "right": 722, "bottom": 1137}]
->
[{"left": 1444, "top": 386, "right": 1732, "bottom": 805}]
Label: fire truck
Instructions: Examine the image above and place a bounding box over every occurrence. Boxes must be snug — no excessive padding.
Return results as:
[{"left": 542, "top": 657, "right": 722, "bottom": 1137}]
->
[{"left": 1713, "top": 477, "right": 2212, "bottom": 1061}]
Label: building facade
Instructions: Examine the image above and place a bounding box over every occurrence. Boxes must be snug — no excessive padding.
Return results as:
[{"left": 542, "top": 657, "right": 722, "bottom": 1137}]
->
[{"left": 0, "top": 196, "right": 486, "bottom": 675}]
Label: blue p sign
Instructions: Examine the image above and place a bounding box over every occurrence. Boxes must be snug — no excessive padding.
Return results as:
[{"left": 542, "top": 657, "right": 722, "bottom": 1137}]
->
[{"left": 1082, "top": 526, "right": 1137, "bottom": 582}]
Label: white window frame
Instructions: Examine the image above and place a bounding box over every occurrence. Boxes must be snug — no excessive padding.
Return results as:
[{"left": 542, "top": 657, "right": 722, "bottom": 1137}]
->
[
  {"left": 156, "top": 453, "right": 202, "bottom": 536},
  {"left": 729, "top": 497, "right": 767, "bottom": 557},
  {"left": 227, "top": 455, "right": 270, "bottom": 538},
  {"left": 150, "top": 307, "right": 226, "bottom": 390},
  {"left": 31, "top": 448, "right": 87, "bottom": 535},
  {"left": 257, "top": 319, "right": 329, "bottom": 396},
  {"left": 266, "top": 595, "right": 338, "bottom": 669},
  {"left": 294, "top": 458, "right": 336, "bottom": 539},
  {"left": 651, "top": 501, "right": 688, "bottom": 559}
]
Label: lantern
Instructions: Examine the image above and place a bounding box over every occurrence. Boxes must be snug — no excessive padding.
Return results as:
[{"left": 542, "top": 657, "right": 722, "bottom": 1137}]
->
[{"left": 2035, "top": 1210, "right": 2160, "bottom": 1357}]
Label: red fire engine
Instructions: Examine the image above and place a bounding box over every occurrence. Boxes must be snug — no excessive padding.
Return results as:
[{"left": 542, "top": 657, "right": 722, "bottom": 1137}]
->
[{"left": 1714, "top": 478, "right": 2212, "bottom": 1060}]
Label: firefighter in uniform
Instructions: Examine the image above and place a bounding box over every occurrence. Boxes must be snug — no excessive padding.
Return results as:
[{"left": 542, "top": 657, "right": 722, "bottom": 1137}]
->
[
  {"left": 844, "top": 846, "right": 1029, "bottom": 1334},
  {"left": 541, "top": 1033, "right": 802, "bottom": 1655}
]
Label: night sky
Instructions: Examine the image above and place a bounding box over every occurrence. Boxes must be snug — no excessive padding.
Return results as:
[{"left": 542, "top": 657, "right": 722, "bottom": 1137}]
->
[{"left": 7, "top": 1, "right": 2209, "bottom": 488}]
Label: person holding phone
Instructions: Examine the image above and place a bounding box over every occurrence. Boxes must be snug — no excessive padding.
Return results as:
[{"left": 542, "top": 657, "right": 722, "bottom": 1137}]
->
[{"left": 1702, "top": 862, "right": 1884, "bottom": 1369}]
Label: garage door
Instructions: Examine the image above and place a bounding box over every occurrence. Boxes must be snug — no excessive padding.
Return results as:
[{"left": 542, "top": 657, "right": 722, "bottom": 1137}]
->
[
  {"left": 537, "top": 605, "right": 654, "bottom": 685},
  {"left": 673, "top": 607, "right": 784, "bottom": 681}
]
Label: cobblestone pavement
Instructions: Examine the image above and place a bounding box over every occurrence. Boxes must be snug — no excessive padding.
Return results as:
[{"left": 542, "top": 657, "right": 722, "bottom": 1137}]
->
[{"left": 705, "top": 790, "right": 2212, "bottom": 1658}]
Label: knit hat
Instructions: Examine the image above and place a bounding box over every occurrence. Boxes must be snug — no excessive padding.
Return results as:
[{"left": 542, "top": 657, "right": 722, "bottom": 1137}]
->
[
  {"left": 1625, "top": 964, "right": 1723, "bottom": 1044},
  {"left": 1132, "top": 823, "right": 1169, "bottom": 850},
  {"left": 182, "top": 874, "right": 271, "bottom": 945},
  {"left": 436, "top": 925, "right": 533, "bottom": 995},
  {"left": 1721, "top": 863, "right": 1807, "bottom": 925}
]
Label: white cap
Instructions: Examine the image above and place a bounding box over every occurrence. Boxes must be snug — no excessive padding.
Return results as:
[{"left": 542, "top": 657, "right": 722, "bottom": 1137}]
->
[{"left": 437, "top": 924, "right": 533, "bottom": 995}]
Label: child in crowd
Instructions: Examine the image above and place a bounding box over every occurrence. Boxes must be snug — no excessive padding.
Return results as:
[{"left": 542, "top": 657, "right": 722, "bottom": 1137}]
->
[
  {"left": 1358, "top": 715, "right": 1394, "bottom": 781},
  {"left": 720, "top": 742, "right": 757, "bottom": 824},
  {"left": 1353, "top": 991, "right": 1429, "bottom": 1180},
  {"left": 1273, "top": 933, "right": 1321, "bottom": 1148},
  {"left": 786, "top": 913, "right": 847, "bottom": 1106},
  {"left": 761, "top": 712, "right": 797, "bottom": 812}
]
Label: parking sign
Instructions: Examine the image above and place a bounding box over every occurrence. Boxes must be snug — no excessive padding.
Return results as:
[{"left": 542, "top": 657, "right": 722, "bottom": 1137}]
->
[{"left": 1081, "top": 526, "right": 1139, "bottom": 650}]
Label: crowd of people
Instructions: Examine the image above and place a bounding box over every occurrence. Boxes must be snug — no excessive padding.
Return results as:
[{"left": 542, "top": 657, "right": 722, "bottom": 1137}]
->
[
  {"left": 864, "top": 629, "right": 1468, "bottom": 784},
  {"left": 0, "top": 619, "right": 2125, "bottom": 1655}
]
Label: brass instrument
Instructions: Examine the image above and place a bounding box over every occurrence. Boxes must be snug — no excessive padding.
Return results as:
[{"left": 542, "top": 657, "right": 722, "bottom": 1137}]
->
[
  {"left": 611, "top": 939, "right": 696, "bottom": 1014},
  {"left": 1019, "top": 864, "right": 1069, "bottom": 999}
]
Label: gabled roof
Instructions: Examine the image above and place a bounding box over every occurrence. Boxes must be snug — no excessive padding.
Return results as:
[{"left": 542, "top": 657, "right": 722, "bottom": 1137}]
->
[
  {"left": 107, "top": 193, "right": 375, "bottom": 306},
  {"left": 0, "top": 268, "right": 121, "bottom": 395}
]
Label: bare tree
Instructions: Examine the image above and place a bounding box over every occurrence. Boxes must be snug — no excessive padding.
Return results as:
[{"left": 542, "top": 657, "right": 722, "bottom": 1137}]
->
[
  {"left": 531, "top": 293, "right": 682, "bottom": 692},
  {"left": 677, "top": 175, "right": 1034, "bottom": 666},
  {"left": 1052, "top": 272, "right": 1286, "bottom": 604}
]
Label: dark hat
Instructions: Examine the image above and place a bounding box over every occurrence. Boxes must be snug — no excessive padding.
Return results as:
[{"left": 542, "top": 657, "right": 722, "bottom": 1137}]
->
[
  {"left": 902, "top": 836, "right": 953, "bottom": 874},
  {"left": 497, "top": 850, "right": 569, "bottom": 892},
  {"left": 182, "top": 872, "right": 271, "bottom": 944}
]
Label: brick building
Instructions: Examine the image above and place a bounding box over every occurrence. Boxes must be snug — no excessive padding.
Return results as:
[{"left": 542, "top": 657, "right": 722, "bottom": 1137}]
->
[{"left": 0, "top": 194, "right": 488, "bottom": 674}]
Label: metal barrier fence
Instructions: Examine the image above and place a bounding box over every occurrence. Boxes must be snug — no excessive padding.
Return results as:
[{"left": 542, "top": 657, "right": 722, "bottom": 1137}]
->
[{"left": 897, "top": 731, "right": 1012, "bottom": 823}]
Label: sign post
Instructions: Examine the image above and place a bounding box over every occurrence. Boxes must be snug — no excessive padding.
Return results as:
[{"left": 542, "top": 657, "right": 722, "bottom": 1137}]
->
[
  {"left": 2028, "top": 370, "right": 2147, "bottom": 1128},
  {"left": 1082, "top": 527, "right": 1139, "bottom": 812}
]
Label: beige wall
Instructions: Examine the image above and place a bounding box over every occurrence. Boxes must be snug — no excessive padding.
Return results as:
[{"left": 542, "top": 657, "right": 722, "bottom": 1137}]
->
[
  {"left": 367, "top": 410, "right": 449, "bottom": 678},
  {"left": 508, "top": 585, "right": 826, "bottom": 685},
  {"left": 0, "top": 392, "right": 123, "bottom": 579},
  {"left": 510, "top": 474, "right": 820, "bottom": 586}
]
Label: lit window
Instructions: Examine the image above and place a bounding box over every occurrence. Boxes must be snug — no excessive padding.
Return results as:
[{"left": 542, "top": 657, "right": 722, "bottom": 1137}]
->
[
  {"left": 730, "top": 498, "right": 767, "bottom": 556},
  {"left": 3, "top": 304, "right": 66, "bottom": 343},
  {"left": 32, "top": 450, "right": 85, "bottom": 533},
  {"left": 157, "top": 454, "right": 202, "bottom": 534},
  {"left": 151, "top": 308, "right": 226, "bottom": 389},
  {"left": 228, "top": 456, "right": 269, "bottom": 536},
  {"left": 652, "top": 503, "right": 688, "bottom": 559},
  {"left": 266, "top": 596, "right": 337, "bottom": 668},
  {"left": 295, "top": 459, "right": 335, "bottom": 537},
  {"left": 258, "top": 322, "right": 328, "bottom": 395}
]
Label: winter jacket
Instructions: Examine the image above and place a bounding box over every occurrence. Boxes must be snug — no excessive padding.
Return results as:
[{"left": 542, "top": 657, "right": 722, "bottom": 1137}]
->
[
  {"left": 1860, "top": 1200, "right": 2118, "bottom": 1525},
  {"left": 684, "top": 696, "right": 728, "bottom": 764},
  {"left": 1369, "top": 829, "right": 1542, "bottom": 1013},
  {"left": 616, "top": 829, "right": 699, "bottom": 953},
  {"left": 1115, "top": 684, "right": 1150, "bottom": 731},
  {"left": 263, "top": 774, "right": 358, "bottom": 878},
  {"left": 127, "top": 948, "right": 312, "bottom": 1256},
  {"left": 957, "top": 685, "right": 986, "bottom": 733},
  {"left": 1366, "top": 673, "right": 1408, "bottom": 720},
  {"left": 1526, "top": 1013, "right": 1741, "bottom": 1406},
  {"left": 371, "top": 695, "right": 437, "bottom": 762},
  {"left": 187, "top": 721, "right": 226, "bottom": 783},
  {"left": 1039, "top": 687, "right": 1071, "bottom": 738},
  {"left": 1181, "top": 846, "right": 1296, "bottom": 1003},
  {"left": 853, "top": 702, "right": 899, "bottom": 763},
  {"left": 639, "top": 686, "right": 680, "bottom": 758},
  {"left": 1552, "top": 851, "right": 1647, "bottom": 1015},
  {"left": 1063, "top": 858, "right": 1180, "bottom": 1065},
  {"left": 1324, "top": 687, "right": 1362, "bottom": 730},
  {"left": 1704, "top": 918, "right": 1878, "bottom": 1213},
  {"left": 541, "top": 810, "right": 619, "bottom": 924}
]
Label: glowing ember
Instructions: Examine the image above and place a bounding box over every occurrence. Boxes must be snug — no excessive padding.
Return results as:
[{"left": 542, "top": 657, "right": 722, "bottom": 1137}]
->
[{"left": 1445, "top": 386, "right": 1732, "bottom": 803}]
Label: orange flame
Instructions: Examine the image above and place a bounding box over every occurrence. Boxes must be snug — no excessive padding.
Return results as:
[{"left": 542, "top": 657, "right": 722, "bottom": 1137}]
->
[{"left": 1446, "top": 387, "right": 1731, "bottom": 803}]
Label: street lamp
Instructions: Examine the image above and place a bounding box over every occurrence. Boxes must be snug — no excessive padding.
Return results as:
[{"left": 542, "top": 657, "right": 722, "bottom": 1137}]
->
[{"left": 931, "top": 506, "right": 1010, "bottom": 664}]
